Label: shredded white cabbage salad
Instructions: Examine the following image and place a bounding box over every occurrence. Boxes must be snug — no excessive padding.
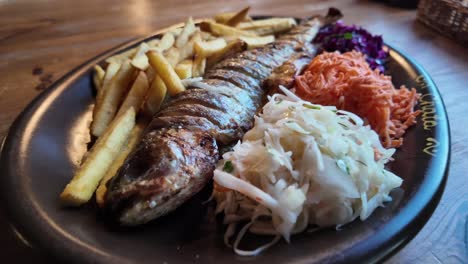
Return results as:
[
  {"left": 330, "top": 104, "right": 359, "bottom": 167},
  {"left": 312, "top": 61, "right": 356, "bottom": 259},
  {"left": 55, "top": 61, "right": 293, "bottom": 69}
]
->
[{"left": 213, "top": 87, "right": 403, "bottom": 256}]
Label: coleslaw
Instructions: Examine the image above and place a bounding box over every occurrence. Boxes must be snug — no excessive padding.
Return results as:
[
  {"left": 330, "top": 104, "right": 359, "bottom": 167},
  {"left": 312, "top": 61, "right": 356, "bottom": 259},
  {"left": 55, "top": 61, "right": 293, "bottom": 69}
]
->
[{"left": 213, "top": 87, "right": 402, "bottom": 255}]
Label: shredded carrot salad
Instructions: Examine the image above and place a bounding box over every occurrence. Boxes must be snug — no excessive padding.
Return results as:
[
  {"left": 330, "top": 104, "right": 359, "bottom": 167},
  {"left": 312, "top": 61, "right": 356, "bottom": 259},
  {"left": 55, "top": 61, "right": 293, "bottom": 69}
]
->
[{"left": 294, "top": 51, "right": 421, "bottom": 148}]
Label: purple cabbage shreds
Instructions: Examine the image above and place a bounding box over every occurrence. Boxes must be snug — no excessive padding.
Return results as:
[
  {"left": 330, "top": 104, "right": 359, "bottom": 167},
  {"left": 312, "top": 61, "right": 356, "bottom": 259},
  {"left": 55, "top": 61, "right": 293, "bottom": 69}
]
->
[{"left": 314, "top": 21, "right": 389, "bottom": 72}]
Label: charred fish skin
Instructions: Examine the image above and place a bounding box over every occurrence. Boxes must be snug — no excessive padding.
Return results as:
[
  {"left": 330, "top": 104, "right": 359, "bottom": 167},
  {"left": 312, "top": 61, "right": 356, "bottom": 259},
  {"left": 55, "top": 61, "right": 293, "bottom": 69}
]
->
[
  {"left": 105, "top": 127, "right": 219, "bottom": 224},
  {"left": 264, "top": 47, "right": 317, "bottom": 94},
  {"left": 104, "top": 10, "right": 342, "bottom": 226}
]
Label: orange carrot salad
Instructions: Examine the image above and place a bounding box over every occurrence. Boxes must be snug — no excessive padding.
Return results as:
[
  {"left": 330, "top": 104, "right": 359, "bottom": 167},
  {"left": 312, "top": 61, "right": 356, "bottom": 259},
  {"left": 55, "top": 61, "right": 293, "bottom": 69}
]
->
[{"left": 294, "top": 51, "right": 421, "bottom": 148}]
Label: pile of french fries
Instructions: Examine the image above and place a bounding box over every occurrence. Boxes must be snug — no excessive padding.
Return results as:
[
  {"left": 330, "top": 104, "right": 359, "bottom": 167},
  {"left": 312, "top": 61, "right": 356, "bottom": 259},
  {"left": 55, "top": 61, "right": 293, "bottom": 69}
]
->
[{"left": 60, "top": 7, "right": 297, "bottom": 207}]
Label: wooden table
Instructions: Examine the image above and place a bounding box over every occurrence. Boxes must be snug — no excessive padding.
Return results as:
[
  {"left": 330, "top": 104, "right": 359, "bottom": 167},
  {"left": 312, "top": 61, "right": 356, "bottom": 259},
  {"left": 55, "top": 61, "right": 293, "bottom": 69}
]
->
[{"left": 0, "top": 0, "right": 466, "bottom": 263}]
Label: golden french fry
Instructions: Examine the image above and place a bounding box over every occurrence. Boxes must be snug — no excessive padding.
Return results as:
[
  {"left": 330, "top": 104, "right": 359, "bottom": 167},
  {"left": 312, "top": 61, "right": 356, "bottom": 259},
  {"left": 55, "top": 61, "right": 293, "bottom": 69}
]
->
[
  {"left": 214, "top": 11, "right": 253, "bottom": 24},
  {"left": 92, "top": 60, "right": 134, "bottom": 137},
  {"left": 60, "top": 107, "right": 136, "bottom": 206},
  {"left": 105, "top": 48, "right": 138, "bottom": 64},
  {"left": 144, "top": 75, "right": 167, "bottom": 115},
  {"left": 200, "top": 31, "right": 216, "bottom": 41},
  {"left": 102, "top": 62, "right": 121, "bottom": 88},
  {"left": 146, "top": 51, "right": 185, "bottom": 96},
  {"left": 226, "top": 7, "right": 250, "bottom": 27},
  {"left": 237, "top": 18, "right": 296, "bottom": 35},
  {"left": 158, "top": 33, "right": 176, "bottom": 50},
  {"left": 179, "top": 31, "right": 201, "bottom": 61},
  {"left": 116, "top": 71, "right": 149, "bottom": 117},
  {"left": 133, "top": 35, "right": 175, "bottom": 71},
  {"left": 146, "top": 39, "right": 160, "bottom": 47},
  {"left": 214, "top": 12, "right": 236, "bottom": 24},
  {"left": 146, "top": 66, "right": 156, "bottom": 83},
  {"left": 93, "top": 65, "right": 105, "bottom": 90},
  {"left": 175, "top": 17, "right": 196, "bottom": 48},
  {"left": 199, "top": 21, "right": 257, "bottom": 37},
  {"left": 206, "top": 39, "right": 247, "bottom": 67},
  {"left": 163, "top": 31, "right": 200, "bottom": 67},
  {"left": 134, "top": 43, "right": 150, "bottom": 57},
  {"left": 130, "top": 43, "right": 151, "bottom": 70},
  {"left": 95, "top": 121, "right": 145, "bottom": 207},
  {"left": 194, "top": 38, "right": 227, "bottom": 58},
  {"left": 175, "top": 60, "right": 193, "bottom": 79},
  {"left": 220, "top": 35, "right": 238, "bottom": 43},
  {"left": 164, "top": 48, "right": 181, "bottom": 67},
  {"left": 148, "top": 33, "right": 176, "bottom": 53},
  {"left": 168, "top": 27, "right": 183, "bottom": 37},
  {"left": 239, "top": 35, "right": 275, "bottom": 49},
  {"left": 95, "top": 62, "right": 121, "bottom": 113},
  {"left": 131, "top": 55, "right": 149, "bottom": 71},
  {"left": 192, "top": 56, "right": 206, "bottom": 78}
]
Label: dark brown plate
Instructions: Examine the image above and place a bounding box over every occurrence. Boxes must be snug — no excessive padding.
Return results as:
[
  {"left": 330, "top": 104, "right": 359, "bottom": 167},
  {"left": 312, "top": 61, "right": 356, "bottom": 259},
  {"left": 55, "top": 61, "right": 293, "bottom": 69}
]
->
[{"left": 0, "top": 19, "right": 450, "bottom": 264}]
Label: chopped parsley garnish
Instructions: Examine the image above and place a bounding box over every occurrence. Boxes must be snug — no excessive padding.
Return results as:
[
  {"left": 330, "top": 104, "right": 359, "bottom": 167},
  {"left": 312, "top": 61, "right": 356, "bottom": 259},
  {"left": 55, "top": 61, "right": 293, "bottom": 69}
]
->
[
  {"left": 303, "top": 104, "right": 321, "bottom": 110},
  {"left": 336, "top": 159, "right": 350, "bottom": 175},
  {"left": 343, "top": 32, "right": 353, "bottom": 39},
  {"left": 222, "top": 160, "right": 234, "bottom": 173}
]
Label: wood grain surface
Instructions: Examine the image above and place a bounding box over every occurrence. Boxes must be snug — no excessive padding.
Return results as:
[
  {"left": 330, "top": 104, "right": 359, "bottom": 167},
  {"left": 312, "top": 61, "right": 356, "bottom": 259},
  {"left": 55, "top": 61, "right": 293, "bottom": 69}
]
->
[{"left": 0, "top": 0, "right": 466, "bottom": 263}]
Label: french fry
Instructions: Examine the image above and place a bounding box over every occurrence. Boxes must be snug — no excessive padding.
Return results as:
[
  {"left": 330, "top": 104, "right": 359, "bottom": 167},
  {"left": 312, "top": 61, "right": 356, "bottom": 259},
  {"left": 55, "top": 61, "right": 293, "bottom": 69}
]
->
[
  {"left": 147, "top": 51, "right": 185, "bottom": 96},
  {"left": 163, "top": 31, "right": 200, "bottom": 67},
  {"left": 199, "top": 21, "right": 257, "bottom": 37},
  {"left": 116, "top": 71, "right": 149, "bottom": 117},
  {"left": 146, "top": 66, "right": 156, "bottom": 83},
  {"left": 132, "top": 35, "right": 175, "bottom": 71},
  {"left": 226, "top": 7, "right": 250, "bottom": 27},
  {"left": 239, "top": 35, "right": 275, "bottom": 49},
  {"left": 201, "top": 31, "right": 216, "bottom": 41},
  {"left": 180, "top": 31, "right": 201, "bottom": 60},
  {"left": 168, "top": 27, "right": 183, "bottom": 37},
  {"left": 192, "top": 55, "right": 206, "bottom": 77},
  {"left": 164, "top": 47, "right": 181, "bottom": 67},
  {"left": 146, "top": 39, "right": 160, "bottom": 47},
  {"left": 95, "top": 121, "right": 145, "bottom": 207},
  {"left": 101, "top": 62, "right": 121, "bottom": 88},
  {"left": 194, "top": 38, "right": 227, "bottom": 58},
  {"left": 144, "top": 75, "right": 167, "bottom": 115},
  {"left": 60, "top": 107, "right": 136, "bottom": 206},
  {"left": 130, "top": 43, "right": 151, "bottom": 70},
  {"left": 95, "top": 62, "right": 121, "bottom": 112},
  {"left": 175, "top": 60, "right": 193, "bottom": 79},
  {"left": 237, "top": 18, "right": 296, "bottom": 35},
  {"left": 92, "top": 60, "right": 134, "bottom": 137},
  {"left": 214, "top": 12, "right": 237, "bottom": 24},
  {"left": 134, "top": 43, "right": 150, "bottom": 58},
  {"left": 175, "top": 17, "right": 196, "bottom": 48},
  {"left": 106, "top": 32, "right": 175, "bottom": 65},
  {"left": 158, "top": 33, "right": 176, "bottom": 50},
  {"left": 102, "top": 62, "right": 121, "bottom": 84},
  {"left": 214, "top": 10, "right": 252, "bottom": 24},
  {"left": 145, "top": 34, "right": 175, "bottom": 52},
  {"left": 131, "top": 55, "right": 149, "bottom": 71},
  {"left": 93, "top": 65, "right": 105, "bottom": 90},
  {"left": 221, "top": 35, "right": 239, "bottom": 43},
  {"left": 206, "top": 39, "right": 247, "bottom": 67},
  {"left": 105, "top": 48, "right": 138, "bottom": 64}
]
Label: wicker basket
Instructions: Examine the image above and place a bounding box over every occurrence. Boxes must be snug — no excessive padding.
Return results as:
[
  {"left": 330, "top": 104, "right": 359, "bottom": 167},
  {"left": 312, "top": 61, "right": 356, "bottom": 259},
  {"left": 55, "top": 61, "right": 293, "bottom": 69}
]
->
[{"left": 417, "top": 0, "right": 468, "bottom": 45}]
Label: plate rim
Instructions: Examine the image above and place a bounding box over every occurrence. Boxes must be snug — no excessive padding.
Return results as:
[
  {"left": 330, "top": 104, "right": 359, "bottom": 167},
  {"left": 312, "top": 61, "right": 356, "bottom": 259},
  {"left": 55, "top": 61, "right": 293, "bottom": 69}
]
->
[{"left": 0, "top": 17, "right": 451, "bottom": 264}]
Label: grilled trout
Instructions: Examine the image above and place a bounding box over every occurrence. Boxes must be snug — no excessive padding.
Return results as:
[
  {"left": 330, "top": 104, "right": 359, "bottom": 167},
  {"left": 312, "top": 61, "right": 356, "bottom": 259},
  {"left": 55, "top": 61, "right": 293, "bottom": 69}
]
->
[{"left": 104, "top": 9, "right": 342, "bottom": 225}]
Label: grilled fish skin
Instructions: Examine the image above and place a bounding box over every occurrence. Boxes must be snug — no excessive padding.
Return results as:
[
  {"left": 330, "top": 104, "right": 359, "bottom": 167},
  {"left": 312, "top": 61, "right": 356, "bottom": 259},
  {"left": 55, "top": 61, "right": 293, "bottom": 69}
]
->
[
  {"left": 107, "top": 127, "right": 218, "bottom": 224},
  {"left": 264, "top": 51, "right": 315, "bottom": 94},
  {"left": 104, "top": 9, "right": 342, "bottom": 225}
]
